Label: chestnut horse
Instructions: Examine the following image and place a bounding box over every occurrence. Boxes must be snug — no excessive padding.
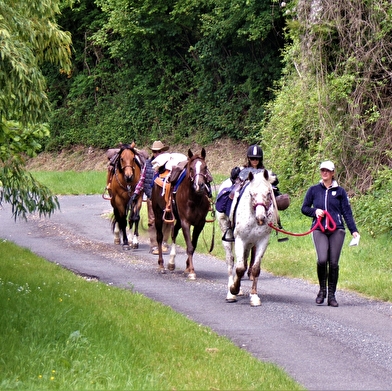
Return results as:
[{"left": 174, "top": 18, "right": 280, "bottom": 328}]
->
[
  {"left": 110, "top": 143, "right": 143, "bottom": 250},
  {"left": 151, "top": 148, "right": 213, "bottom": 279},
  {"left": 217, "top": 170, "right": 276, "bottom": 306}
]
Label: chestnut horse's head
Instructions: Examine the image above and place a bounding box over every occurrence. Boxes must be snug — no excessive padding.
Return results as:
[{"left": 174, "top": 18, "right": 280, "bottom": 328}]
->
[
  {"left": 118, "top": 143, "right": 137, "bottom": 184},
  {"left": 187, "top": 148, "right": 212, "bottom": 195}
]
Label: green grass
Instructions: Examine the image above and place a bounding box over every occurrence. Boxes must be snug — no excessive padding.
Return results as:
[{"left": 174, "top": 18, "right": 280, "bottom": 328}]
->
[
  {"left": 0, "top": 241, "right": 303, "bottom": 390},
  {"left": 32, "top": 171, "right": 106, "bottom": 195}
]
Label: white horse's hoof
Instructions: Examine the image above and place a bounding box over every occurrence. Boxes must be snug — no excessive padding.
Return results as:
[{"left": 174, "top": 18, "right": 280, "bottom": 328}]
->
[
  {"left": 114, "top": 239, "right": 120, "bottom": 245},
  {"left": 122, "top": 244, "right": 130, "bottom": 250},
  {"left": 132, "top": 243, "right": 139, "bottom": 249},
  {"left": 250, "top": 294, "right": 261, "bottom": 307},
  {"left": 168, "top": 262, "right": 175, "bottom": 272},
  {"left": 226, "top": 293, "right": 237, "bottom": 303},
  {"left": 188, "top": 273, "right": 196, "bottom": 280},
  {"left": 158, "top": 267, "right": 166, "bottom": 274}
]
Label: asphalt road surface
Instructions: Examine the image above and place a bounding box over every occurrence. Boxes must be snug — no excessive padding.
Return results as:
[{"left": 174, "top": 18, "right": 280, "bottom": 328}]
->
[{"left": 1, "top": 195, "right": 391, "bottom": 390}]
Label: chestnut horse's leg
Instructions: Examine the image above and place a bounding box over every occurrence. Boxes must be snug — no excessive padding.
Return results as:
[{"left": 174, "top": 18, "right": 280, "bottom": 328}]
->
[
  {"left": 120, "top": 214, "right": 129, "bottom": 249},
  {"left": 184, "top": 221, "right": 205, "bottom": 280},
  {"left": 128, "top": 197, "right": 143, "bottom": 249},
  {"left": 113, "top": 222, "right": 120, "bottom": 245}
]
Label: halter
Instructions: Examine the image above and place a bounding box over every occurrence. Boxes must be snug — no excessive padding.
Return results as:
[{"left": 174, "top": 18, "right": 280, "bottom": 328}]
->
[
  {"left": 115, "top": 148, "right": 137, "bottom": 192},
  {"left": 253, "top": 202, "right": 269, "bottom": 211}
]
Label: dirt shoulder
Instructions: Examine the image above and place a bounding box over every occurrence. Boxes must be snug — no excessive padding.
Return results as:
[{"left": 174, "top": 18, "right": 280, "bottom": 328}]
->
[{"left": 25, "top": 138, "right": 248, "bottom": 176}]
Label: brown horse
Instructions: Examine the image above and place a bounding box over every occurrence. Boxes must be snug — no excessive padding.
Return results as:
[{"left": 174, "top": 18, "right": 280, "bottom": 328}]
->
[
  {"left": 151, "top": 148, "right": 213, "bottom": 279},
  {"left": 110, "top": 143, "right": 143, "bottom": 250}
]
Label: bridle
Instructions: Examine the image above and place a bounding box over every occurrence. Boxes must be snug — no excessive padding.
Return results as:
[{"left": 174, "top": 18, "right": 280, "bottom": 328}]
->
[
  {"left": 115, "top": 149, "right": 136, "bottom": 192},
  {"left": 188, "top": 158, "right": 213, "bottom": 194}
]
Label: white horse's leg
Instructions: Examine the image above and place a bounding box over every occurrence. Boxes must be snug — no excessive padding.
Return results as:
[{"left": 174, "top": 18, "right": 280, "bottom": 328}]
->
[
  {"left": 114, "top": 222, "right": 120, "bottom": 244},
  {"left": 250, "top": 293, "right": 262, "bottom": 307},
  {"left": 217, "top": 211, "right": 237, "bottom": 301},
  {"left": 248, "top": 236, "right": 270, "bottom": 306}
]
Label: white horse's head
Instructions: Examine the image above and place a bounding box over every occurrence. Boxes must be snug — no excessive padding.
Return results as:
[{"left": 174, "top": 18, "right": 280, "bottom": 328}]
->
[{"left": 247, "top": 170, "right": 273, "bottom": 226}]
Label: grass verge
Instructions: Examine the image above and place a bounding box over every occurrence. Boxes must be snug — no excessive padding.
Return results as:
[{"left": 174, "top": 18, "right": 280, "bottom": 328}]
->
[{"left": 0, "top": 241, "right": 303, "bottom": 390}]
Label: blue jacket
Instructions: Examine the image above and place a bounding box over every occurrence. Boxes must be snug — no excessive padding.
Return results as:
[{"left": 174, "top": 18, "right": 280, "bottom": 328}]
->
[
  {"left": 143, "top": 158, "right": 154, "bottom": 199},
  {"left": 301, "top": 180, "right": 358, "bottom": 234}
]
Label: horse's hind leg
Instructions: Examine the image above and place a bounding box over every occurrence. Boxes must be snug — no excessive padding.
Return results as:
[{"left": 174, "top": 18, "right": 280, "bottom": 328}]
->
[
  {"left": 129, "top": 199, "right": 142, "bottom": 249},
  {"left": 168, "top": 220, "right": 181, "bottom": 272}
]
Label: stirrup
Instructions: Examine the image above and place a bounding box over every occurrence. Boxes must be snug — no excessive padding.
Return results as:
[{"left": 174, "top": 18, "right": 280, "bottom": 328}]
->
[
  {"left": 102, "top": 188, "right": 112, "bottom": 200},
  {"left": 163, "top": 209, "right": 175, "bottom": 224},
  {"left": 222, "top": 227, "right": 235, "bottom": 242}
]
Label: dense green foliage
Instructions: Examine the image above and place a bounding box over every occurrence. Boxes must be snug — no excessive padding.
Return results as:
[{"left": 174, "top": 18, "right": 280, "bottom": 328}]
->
[
  {"left": 262, "top": 0, "right": 392, "bottom": 196},
  {"left": 0, "top": 0, "right": 72, "bottom": 218},
  {"left": 45, "top": 0, "right": 286, "bottom": 149}
]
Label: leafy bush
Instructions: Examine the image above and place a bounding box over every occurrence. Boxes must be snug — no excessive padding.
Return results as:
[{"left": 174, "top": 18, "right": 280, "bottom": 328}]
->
[{"left": 351, "top": 167, "right": 392, "bottom": 235}]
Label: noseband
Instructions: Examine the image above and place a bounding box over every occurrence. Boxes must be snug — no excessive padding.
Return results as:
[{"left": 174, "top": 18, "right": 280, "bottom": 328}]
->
[{"left": 253, "top": 202, "right": 269, "bottom": 211}]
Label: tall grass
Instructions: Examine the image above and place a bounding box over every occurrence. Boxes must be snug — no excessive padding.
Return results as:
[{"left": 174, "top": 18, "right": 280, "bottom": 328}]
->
[
  {"left": 0, "top": 241, "right": 303, "bottom": 390},
  {"left": 31, "top": 170, "right": 392, "bottom": 303}
]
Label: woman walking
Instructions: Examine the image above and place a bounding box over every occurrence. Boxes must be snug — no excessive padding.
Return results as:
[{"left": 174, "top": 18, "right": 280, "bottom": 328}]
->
[{"left": 301, "top": 161, "right": 359, "bottom": 307}]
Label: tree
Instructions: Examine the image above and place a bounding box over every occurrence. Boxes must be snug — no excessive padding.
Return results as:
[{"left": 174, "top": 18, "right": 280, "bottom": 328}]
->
[
  {"left": 0, "top": 0, "right": 72, "bottom": 219},
  {"left": 263, "top": 0, "right": 392, "bottom": 194}
]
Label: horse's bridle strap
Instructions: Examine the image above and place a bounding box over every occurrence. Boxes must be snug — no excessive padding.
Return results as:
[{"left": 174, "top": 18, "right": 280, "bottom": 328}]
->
[{"left": 253, "top": 202, "right": 268, "bottom": 210}]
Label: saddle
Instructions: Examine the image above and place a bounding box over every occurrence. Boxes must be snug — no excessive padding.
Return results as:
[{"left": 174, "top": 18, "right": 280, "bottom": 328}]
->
[{"left": 154, "top": 170, "right": 175, "bottom": 223}]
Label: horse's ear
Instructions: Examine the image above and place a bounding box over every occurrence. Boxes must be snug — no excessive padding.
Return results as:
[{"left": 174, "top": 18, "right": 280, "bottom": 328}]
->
[
  {"left": 201, "top": 148, "right": 206, "bottom": 159},
  {"left": 130, "top": 141, "right": 136, "bottom": 148},
  {"left": 188, "top": 149, "right": 193, "bottom": 158},
  {"left": 248, "top": 172, "right": 254, "bottom": 181},
  {"left": 263, "top": 169, "right": 269, "bottom": 181}
]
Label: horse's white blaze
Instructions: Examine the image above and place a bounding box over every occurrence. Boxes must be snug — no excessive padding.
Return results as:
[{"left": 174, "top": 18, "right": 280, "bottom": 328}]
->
[{"left": 193, "top": 159, "right": 202, "bottom": 191}]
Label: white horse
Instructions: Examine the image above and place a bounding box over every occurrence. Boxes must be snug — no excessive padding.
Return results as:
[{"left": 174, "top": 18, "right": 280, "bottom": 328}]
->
[{"left": 217, "top": 169, "right": 276, "bottom": 306}]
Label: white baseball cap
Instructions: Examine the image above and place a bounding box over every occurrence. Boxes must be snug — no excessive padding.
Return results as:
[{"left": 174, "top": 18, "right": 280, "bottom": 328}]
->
[{"left": 319, "top": 160, "right": 335, "bottom": 171}]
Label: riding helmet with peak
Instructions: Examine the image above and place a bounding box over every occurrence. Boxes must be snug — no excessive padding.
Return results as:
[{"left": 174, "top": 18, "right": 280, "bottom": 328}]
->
[{"left": 247, "top": 145, "right": 263, "bottom": 160}]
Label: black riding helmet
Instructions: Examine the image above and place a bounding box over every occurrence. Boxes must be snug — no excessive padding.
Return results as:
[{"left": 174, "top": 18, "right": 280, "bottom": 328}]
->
[{"left": 247, "top": 145, "right": 263, "bottom": 161}]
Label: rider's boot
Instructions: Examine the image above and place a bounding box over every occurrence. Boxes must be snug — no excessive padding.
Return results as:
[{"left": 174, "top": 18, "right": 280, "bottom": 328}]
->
[
  {"left": 327, "top": 266, "right": 339, "bottom": 307},
  {"left": 316, "top": 263, "right": 327, "bottom": 304}
]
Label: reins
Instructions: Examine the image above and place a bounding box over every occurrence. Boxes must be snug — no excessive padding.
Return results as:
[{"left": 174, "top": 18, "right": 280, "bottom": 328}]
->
[{"left": 268, "top": 210, "right": 336, "bottom": 237}]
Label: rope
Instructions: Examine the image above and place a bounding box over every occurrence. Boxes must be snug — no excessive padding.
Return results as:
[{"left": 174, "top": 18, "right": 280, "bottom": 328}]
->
[{"left": 268, "top": 210, "right": 336, "bottom": 237}]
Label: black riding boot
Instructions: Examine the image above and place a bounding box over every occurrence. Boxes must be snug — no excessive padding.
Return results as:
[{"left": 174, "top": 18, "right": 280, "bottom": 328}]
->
[
  {"left": 328, "top": 266, "right": 339, "bottom": 307},
  {"left": 316, "top": 264, "right": 327, "bottom": 304}
]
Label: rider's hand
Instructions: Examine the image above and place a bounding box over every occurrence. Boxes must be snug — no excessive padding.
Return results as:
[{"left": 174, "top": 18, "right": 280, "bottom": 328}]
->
[
  {"left": 130, "top": 193, "right": 138, "bottom": 203},
  {"left": 315, "top": 209, "right": 324, "bottom": 218}
]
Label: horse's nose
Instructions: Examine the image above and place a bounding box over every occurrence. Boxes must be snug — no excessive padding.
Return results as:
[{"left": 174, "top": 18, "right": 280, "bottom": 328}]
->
[
  {"left": 125, "top": 174, "right": 133, "bottom": 183},
  {"left": 256, "top": 217, "right": 265, "bottom": 226},
  {"left": 196, "top": 182, "right": 205, "bottom": 193}
]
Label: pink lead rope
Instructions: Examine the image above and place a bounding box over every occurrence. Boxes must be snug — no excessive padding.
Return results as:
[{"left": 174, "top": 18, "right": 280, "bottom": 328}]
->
[{"left": 268, "top": 210, "right": 337, "bottom": 237}]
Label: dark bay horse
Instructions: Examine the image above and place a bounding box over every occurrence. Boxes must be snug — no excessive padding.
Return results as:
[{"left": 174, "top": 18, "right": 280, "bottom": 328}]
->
[
  {"left": 151, "top": 148, "right": 213, "bottom": 279},
  {"left": 110, "top": 143, "right": 143, "bottom": 250}
]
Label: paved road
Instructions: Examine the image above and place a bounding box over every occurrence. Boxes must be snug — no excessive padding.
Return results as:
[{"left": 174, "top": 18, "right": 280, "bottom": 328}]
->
[{"left": 1, "top": 195, "right": 391, "bottom": 390}]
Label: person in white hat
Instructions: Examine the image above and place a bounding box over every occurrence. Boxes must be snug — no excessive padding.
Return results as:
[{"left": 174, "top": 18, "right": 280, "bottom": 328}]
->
[{"left": 301, "top": 160, "right": 359, "bottom": 307}]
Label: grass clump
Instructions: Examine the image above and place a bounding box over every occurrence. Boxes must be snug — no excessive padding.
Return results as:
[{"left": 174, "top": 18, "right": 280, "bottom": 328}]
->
[{"left": 0, "top": 241, "right": 303, "bottom": 390}]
